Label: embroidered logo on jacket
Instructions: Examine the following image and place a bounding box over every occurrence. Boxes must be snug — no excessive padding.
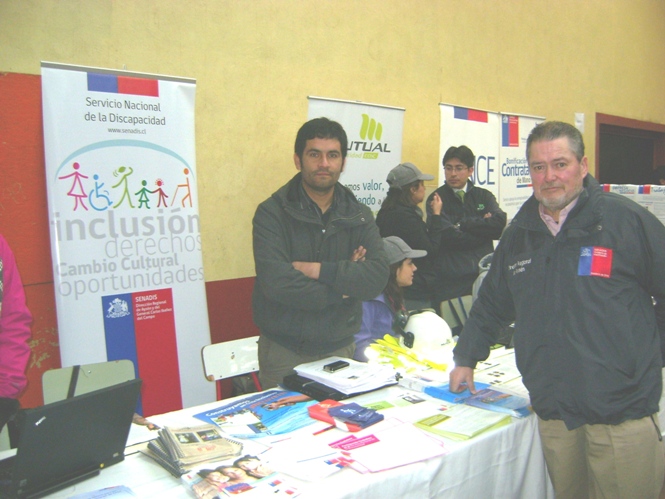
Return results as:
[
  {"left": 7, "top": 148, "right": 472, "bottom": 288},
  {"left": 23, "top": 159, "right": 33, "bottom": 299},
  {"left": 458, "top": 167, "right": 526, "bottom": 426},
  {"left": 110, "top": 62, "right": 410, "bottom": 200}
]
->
[
  {"left": 508, "top": 258, "right": 531, "bottom": 276},
  {"left": 578, "top": 246, "right": 613, "bottom": 278}
]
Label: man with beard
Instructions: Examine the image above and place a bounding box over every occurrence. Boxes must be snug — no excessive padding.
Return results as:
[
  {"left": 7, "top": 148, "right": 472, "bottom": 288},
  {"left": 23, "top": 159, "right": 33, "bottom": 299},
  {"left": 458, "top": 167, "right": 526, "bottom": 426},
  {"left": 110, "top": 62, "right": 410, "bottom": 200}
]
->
[
  {"left": 252, "top": 117, "right": 388, "bottom": 389},
  {"left": 450, "top": 121, "right": 665, "bottom": 499}
]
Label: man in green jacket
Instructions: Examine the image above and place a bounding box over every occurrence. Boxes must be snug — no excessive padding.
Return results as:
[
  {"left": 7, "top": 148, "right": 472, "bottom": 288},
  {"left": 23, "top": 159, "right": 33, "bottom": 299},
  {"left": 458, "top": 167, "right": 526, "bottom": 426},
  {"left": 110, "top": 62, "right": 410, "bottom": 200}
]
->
[{"left": 252, "top": 118, "right": 389, "bottom": 389}]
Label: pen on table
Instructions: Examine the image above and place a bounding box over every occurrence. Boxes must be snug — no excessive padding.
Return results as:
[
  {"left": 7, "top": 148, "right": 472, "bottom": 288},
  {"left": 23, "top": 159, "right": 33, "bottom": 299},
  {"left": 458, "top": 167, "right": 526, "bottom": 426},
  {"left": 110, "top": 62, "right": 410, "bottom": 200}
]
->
[{"left": 313, "top": 424, "right": 336, "bottom": 436}]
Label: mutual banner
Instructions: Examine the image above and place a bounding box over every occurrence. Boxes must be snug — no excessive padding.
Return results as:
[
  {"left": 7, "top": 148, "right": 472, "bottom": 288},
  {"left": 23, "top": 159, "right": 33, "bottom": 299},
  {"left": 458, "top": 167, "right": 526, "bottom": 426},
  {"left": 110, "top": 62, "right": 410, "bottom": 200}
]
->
[
  {"left": 308, "top": 97, "right": 404, "bottom": 214},
  {"left": 41, "top": 62, "right": 215, "bottom": 415}
]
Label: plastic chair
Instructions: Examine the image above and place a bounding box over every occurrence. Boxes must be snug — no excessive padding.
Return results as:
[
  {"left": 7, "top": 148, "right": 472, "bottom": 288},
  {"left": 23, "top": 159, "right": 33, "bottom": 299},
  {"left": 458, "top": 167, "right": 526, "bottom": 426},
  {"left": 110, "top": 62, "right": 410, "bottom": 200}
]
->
[
  {"left": 202, "top": 336, "right": 262, "bottom": 400},
  {"left": 42, "top": 359, "right": 136, "bottom": 404}
]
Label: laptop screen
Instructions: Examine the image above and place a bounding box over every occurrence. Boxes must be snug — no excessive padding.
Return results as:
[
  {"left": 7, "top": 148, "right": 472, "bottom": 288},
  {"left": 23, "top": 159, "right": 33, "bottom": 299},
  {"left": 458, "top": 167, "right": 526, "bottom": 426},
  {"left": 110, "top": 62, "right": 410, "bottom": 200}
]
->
[{"left": 7, "top": 378, "right": 142, "bottom": 498}]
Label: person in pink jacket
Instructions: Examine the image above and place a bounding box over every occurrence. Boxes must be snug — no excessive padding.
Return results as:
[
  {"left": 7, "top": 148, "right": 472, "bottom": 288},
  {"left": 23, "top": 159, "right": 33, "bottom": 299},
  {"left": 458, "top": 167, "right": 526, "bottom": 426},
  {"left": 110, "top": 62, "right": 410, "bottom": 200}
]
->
[{"left": 0, "top": 234, "right": 32, "bottom": 431}]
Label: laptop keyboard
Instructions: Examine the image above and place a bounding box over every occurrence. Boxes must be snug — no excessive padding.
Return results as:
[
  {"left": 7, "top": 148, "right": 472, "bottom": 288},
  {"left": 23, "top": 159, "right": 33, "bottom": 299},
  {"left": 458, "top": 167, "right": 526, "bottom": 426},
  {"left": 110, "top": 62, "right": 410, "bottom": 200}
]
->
[{"left": 0, "top": 455, "right": 15, "bottom": 491}]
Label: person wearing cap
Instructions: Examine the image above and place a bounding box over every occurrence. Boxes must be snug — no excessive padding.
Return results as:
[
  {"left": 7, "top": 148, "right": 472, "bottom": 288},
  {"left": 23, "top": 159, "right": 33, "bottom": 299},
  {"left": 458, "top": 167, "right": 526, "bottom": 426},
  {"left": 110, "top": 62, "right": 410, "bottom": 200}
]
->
[
  {"left": 425, "top": 145, "right": 507, "bottom": 302},
  {"left": 252, "top": 117, "right": 389, "bottom": 389},
  {"left": 376, "top": 162, "right": 445, "bottom": 311},
  {"left": 353, "top": 236, "right": 426, "bottom": 362}
]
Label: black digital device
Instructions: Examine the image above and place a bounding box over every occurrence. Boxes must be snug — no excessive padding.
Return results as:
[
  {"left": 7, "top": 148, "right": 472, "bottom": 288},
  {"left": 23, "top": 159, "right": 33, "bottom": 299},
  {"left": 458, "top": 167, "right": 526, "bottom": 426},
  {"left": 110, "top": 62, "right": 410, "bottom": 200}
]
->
[
  {"left": 323, "top": 360, "right": 350, "bottom": 373},
  {"left": 282, "top": 373, "right": 391, "bottom": 401}
]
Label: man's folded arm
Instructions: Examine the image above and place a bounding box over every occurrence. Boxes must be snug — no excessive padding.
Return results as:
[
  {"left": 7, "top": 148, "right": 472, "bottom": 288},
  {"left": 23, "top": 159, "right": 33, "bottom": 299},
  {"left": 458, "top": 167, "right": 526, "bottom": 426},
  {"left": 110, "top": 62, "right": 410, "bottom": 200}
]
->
[{"left": 253, "top": 207, "right": 339, "bottom": 310}]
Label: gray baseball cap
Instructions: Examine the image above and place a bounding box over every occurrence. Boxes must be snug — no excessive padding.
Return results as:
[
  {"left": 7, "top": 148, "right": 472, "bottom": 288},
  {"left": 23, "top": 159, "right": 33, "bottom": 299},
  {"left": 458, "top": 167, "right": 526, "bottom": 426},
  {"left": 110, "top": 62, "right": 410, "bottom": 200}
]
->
[
  {"left": 386, "top": 162, "right": 434, "bottom": 188},
  {"left": 383, "top": 236, "right": 427, "bottom": 265}
]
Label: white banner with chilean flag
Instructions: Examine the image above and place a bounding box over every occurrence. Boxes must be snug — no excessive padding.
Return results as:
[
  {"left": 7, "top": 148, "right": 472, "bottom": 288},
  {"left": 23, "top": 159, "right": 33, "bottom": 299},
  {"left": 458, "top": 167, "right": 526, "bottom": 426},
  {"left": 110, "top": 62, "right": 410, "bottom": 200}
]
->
[
  {"left": 602, "top": 183, "right": 665, "bottom": 226},
  {"left": 498, "top": 113, "right": 544, "bottom": 221},
  {"left": 438, "top": 104, "right": 501, "bottom": 199},
  {"left": 439, "top": 104, "right": 545, "bottom": 223},
  {"left": 41, "top": 62, "right": 215, "bottom": 415}
]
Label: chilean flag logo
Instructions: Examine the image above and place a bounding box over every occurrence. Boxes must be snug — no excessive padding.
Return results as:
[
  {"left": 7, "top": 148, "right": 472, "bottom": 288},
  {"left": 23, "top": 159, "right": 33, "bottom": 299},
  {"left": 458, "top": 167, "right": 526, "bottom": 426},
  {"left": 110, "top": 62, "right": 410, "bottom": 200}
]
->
[{"left": 578, "top": 246, "right": 613, "bottom": 278}]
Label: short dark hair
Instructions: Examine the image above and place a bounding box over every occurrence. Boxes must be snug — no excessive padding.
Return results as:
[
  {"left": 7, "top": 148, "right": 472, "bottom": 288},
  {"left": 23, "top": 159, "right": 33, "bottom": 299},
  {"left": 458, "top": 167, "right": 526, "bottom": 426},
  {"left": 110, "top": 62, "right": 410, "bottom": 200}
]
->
[
  {"left": 294, "top": 117, "right": 348, "bottom": 161},
  {"left": 198, "top": 469, "right": 217, "bottom": 479},
  {"left": 234, "top": 455, "right": 258, "bottom": 467},
  {"left": 526, "top": 121, "right": 585, "bottom": 162},
  {"left": 442, "top": 146, "right": 475, "bottom": 169}
]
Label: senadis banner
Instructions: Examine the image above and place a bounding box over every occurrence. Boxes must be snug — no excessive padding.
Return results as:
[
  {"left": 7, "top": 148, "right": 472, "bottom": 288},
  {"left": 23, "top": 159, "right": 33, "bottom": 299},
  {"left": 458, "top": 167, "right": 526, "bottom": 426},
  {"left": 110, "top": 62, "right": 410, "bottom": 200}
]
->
[
  {"left": 41, "top": 62, "right": 215, "bottom": 415},
  {"left": 308, "top": 97, "right": 404, "bottom": 215}
]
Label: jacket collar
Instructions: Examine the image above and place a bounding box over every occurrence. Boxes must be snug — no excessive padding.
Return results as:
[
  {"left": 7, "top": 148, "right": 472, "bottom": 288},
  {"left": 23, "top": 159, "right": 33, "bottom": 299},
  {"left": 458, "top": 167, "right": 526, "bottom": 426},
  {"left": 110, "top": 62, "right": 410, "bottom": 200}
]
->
[
  {"left": 512, "top": 175, "right": 602, "bottom": 233},
  {"left": 443, "top": 179, "right": 475, "bottom": 194},
  {"left": 275, "top": 172, "right": 364, "bottom": 219}
]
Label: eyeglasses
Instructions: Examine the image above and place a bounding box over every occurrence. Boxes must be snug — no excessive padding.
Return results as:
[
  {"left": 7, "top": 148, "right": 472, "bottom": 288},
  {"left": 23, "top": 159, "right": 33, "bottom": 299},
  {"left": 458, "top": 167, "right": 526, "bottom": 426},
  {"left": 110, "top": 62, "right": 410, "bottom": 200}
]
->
[{"left": 444, "top": 165, "right": 468, "bottom": 173}]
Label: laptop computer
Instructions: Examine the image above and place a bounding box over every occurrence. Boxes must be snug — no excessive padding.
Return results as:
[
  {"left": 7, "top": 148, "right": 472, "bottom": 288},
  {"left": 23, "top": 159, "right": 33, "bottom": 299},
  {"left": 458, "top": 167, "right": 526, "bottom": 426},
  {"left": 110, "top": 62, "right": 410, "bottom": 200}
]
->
[{"left": 0, "top": 378, "right": 142, "bottom": 499}]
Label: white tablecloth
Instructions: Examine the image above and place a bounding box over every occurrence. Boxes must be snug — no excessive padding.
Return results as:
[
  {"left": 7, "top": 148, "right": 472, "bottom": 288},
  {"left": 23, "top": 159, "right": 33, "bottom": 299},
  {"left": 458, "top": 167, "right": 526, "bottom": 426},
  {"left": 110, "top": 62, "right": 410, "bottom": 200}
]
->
[{"left": 46, "top": 350, "right": 555, "bottom": 498}]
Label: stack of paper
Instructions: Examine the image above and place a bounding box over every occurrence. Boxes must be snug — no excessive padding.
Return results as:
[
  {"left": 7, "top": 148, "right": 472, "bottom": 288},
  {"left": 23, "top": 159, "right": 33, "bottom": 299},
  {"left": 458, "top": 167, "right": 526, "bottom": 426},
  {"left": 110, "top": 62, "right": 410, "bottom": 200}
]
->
[
  {"left": 294, "top": 357, "right": 397, "bottom": 395},
  {"left": 326, "top": 417, "right": 447, "bottom": 473},
  {"left": 141, "top": 424, "right": 243, "bottom": 476},
  {"left": 192, "top": 390, "right": 317, "bottom": 439},
  {"left": 414, "top": 404, "right": 511, "bottom": 441},
  {"left": 423, "top": 383, "right": 532, "bottom": 418}
]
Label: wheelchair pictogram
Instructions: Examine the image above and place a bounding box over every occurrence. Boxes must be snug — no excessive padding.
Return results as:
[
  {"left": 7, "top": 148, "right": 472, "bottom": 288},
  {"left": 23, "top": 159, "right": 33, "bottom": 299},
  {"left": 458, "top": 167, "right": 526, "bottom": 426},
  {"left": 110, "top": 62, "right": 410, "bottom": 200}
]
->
[{"left": 88, "top": 174, "right": 113, "bottom": 211}]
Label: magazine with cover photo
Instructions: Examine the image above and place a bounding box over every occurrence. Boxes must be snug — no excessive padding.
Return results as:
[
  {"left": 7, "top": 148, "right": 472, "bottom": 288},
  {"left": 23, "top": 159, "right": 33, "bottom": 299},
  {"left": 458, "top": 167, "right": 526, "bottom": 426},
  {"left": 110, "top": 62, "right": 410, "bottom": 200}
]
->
[
  {"left": 181, "top": 453, "right": 301, "bottom": 498},
  {"left": 192, "top": 389, "right": 317, "bottom": 439},
  {"left": 140, "top": 423, "right": 243, "bottom": 476}
]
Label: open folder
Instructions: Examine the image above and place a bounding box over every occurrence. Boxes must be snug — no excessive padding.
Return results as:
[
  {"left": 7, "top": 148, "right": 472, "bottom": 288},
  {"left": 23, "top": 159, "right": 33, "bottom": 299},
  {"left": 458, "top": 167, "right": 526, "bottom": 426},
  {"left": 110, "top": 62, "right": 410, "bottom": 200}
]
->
[{"left": 291, "top": 357, "right": 398, "bottom": 395}]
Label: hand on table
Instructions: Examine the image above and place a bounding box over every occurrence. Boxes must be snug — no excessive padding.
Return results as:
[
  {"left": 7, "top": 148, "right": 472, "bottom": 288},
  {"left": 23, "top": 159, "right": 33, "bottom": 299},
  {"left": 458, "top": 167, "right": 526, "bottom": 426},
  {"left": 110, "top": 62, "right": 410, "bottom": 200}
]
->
[{"left": 449, "top": 366, "right": 477, "bottom": 394}]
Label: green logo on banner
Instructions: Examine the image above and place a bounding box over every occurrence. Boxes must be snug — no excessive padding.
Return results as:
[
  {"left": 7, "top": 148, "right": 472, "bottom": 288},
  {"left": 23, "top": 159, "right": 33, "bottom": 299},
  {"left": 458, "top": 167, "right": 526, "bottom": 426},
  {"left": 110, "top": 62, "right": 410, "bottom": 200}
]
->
[
  {"left": 348, "top": 113, "right": 391, "bottom": 160},
  {"left": 360, "top": 114, "right": 383, "bottom": 140}
]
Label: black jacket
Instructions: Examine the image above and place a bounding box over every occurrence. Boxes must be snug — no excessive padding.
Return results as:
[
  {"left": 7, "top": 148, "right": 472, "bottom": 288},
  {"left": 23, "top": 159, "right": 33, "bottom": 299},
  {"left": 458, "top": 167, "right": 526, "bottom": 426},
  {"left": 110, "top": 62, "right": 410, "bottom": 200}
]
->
[
  {"left": 454, "top": 176, "right": 665, "bottom": 429},
  {"left": 426, "top": 182, "right": 507, "bottom": 300},
  {"left": 375, "top": 202, "right": 446, "bottom": 301},
  {"left": 252, "top": 173, "right": 389, "bottom": 355}
]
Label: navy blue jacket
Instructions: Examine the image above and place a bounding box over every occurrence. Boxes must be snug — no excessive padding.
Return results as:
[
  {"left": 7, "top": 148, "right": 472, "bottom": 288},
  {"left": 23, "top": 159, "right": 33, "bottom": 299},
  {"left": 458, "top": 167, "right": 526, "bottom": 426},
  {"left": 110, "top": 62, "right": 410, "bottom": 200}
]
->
[
  {"left": 454, "top": 176, "right": 665, "bottom": 429},
  {"left": 375, "top": 203, "right": 446, "bottom": 301}
]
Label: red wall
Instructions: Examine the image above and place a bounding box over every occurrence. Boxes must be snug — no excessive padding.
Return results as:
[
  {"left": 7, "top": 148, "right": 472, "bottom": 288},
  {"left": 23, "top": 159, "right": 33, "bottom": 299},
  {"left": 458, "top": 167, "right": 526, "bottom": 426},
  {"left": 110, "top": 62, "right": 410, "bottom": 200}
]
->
[
  {"left": 206, "top": 278, "right": 259, "bottom": 399},
  {"left": 0, "top": 71, "right": 257, "bottom": 407}
]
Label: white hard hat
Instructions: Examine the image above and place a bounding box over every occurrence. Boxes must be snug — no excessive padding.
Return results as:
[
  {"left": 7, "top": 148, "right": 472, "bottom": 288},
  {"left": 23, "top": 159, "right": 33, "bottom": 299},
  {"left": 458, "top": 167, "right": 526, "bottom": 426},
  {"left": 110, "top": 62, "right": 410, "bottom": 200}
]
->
[{"left": 401, "top": 310, "right": 453, "bottom": 352}]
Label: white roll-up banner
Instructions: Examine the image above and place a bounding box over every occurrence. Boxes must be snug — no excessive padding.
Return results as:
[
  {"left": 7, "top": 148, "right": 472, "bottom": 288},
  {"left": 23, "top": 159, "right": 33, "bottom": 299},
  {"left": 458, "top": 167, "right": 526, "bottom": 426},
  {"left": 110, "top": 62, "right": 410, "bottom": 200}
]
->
[
  {"left": 308, "top": 97, "right": 405, "bottom": 214},
  {"left": 41, "top": 62, "right": 215, "bottom": 415}
]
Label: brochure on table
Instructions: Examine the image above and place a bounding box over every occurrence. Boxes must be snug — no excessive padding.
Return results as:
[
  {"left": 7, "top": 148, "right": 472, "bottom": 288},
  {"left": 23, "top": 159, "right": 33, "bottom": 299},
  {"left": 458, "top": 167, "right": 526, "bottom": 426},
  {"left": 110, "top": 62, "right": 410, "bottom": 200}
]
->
[
  {"left": 423, "top": 382, "right": 532, "bottom": 418},
  {"left": 141, "top": 423, "right": 244, "bottom": 476},
  {"left": 415, "top": 404, "right": 511, "bottom": 441},
  {"left": 192, "top": 390, "right": 317, "bottom": 438},
  {"left": 181, "top": 453, "right": 302, "bottom": 498}
]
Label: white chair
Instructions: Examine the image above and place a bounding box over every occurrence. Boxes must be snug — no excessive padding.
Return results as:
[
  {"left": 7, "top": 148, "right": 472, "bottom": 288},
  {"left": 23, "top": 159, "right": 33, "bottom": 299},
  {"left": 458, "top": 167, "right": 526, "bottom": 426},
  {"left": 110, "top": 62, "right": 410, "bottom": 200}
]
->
[
  {"left": 42, "top": 359, "right": 136, "bottom": 404},
  {"left": 202, "top": 336, "right": 262, "bottom": 400},
  {"left": 441, "top": 295, "right": 473, "bottom": 336}
]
